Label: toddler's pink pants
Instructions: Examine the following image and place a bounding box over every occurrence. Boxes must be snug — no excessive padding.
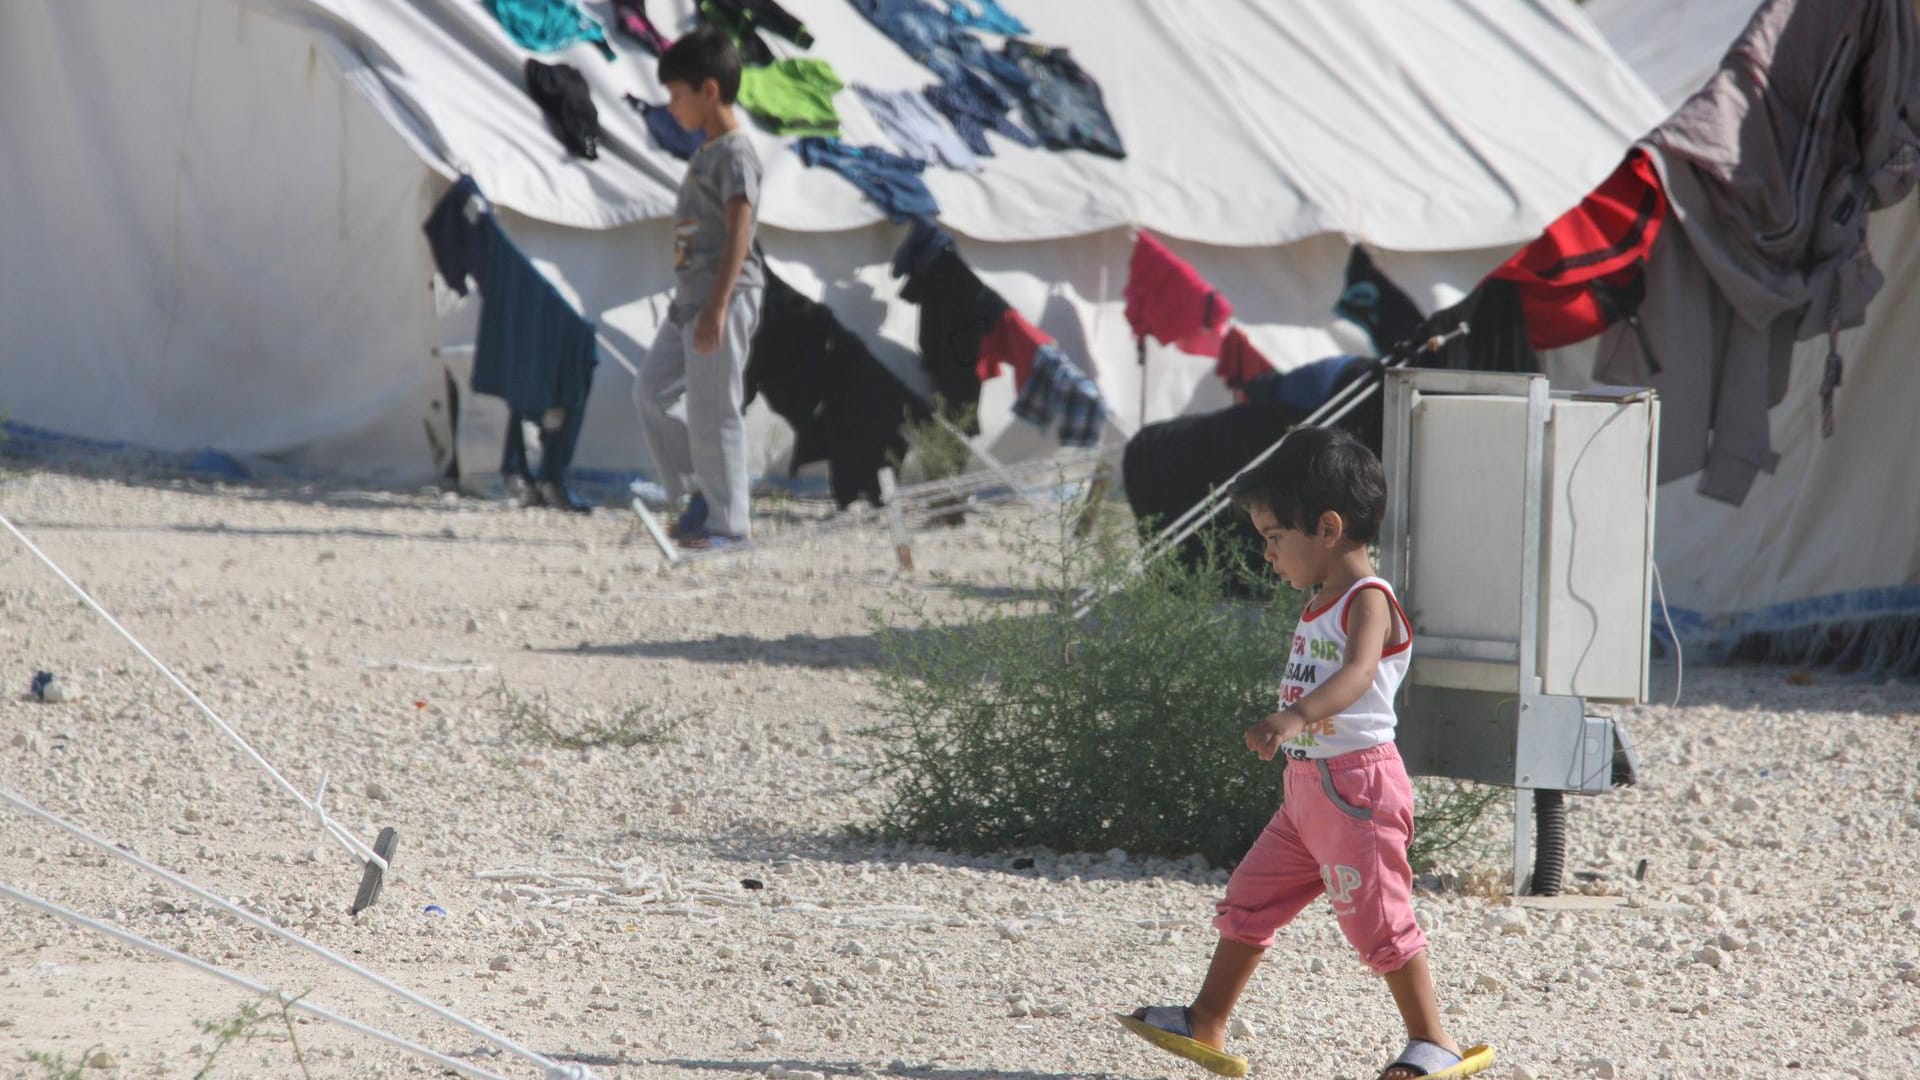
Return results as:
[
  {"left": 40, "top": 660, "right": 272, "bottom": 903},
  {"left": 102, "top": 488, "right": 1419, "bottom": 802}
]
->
[{"left": 1213, "top": 741, "right": 1428, "bottom": 974}]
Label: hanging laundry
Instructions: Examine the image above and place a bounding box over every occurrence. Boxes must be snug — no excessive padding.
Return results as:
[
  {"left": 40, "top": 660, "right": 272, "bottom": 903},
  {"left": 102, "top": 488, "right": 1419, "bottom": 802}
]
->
[
  {"left": 423, "top": 177, "right": 598, "bottom": 499},
  {"left": 1242, "top": 355, "right": 1377, "bottom": 410},
  {"left": 945, "top": 0, "right": 1026, "bottom": 36},
  {"left": 1002, "top": 40, "right": 1125, "bottom": 159},
  {"left": 525, "top": 59, "right": 600, "bottom": 159},
  {"left": 796, "top": 137, "right": 939, "bottom": 221},
  {"left": 610, "top": 0, "right": 672, "bottom": 54},
  {"left": 1239, "top": 357, "right": 1384, "bottom": 451},
  {"left": 500, "top": 407, "right": 589, "bottom": 509},
  {"left": 738, "top": 58, "right": 844, "bottom": 136},
  {"left": 625, "top": 94, "right": 707, "bottom": 160},
  {"left": 1488, "top": 150, "right": 1668, "bottom": 350},
  {"left": 850, "top": 0, "right": 1028, "bottom": 91},
  {"left": 1414, "top": 281, "right": 1537, "bottom": 375},
  {"left": 744, "top": 270, "right": 926, "bottom": 508},
  {"left": 1335, "top": 247, "right": 1426, "bottom": 355},
  {"left": 706, "top": 0, "right": 814, "bottom": 48},
  {"left": 924, "top": 70, "right": 1036, "bottom": 156},
  {"left": 891, "top": 215, "right": 953, "bottom": 277},
  {"left": 975, "top": 308, "right": 1050, "bottom": 386},
  {"left": 893, "top": 219, "right": 1000, "bottom": 425},
  {"left": 489, "top": 0, "right": 614, "bottom": 60},
  {"left": 1012, "top": 345, "right": 1105, "bottom": 448},
  {"left": 1123, "top": 402, "right": 1305, "bottom": 590},
  {"left": 698, "top": 0, "right": 774, "bottom": 65},
  {"left": 1595, "top": 0, "right": 1920, "bottom": 506},
  {"left": 422, "top": 177, "right": 490, "bottom": 299},
  {"left": 1213, "top": 328, "right": 1275, "bottom": 403},
  {"left": 1123, "top": 231, "right": 1233, "bottom": 356},
  {"left": 853, "top": 85, "right": 983, "bottom": 171}
]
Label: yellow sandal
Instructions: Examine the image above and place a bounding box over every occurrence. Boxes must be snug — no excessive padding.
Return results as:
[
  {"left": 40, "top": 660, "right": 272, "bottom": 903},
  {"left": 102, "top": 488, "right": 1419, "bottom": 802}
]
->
[
  {"left": 1116, "top": 1007, "right": 1250, "bottom": 1077},
  {"left": 1377, "top": 1038, "right": 1495, "bottom": 1078}
]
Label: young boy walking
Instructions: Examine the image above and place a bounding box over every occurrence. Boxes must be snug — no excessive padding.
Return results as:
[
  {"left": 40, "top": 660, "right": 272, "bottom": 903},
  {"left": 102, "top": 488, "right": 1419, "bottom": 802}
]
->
[
  {"left": 635, "top": 26, "right": 764, "bottom": 551},
  {"left": 1121, "top": 427, "right": 1492, "bottom": 1079}
]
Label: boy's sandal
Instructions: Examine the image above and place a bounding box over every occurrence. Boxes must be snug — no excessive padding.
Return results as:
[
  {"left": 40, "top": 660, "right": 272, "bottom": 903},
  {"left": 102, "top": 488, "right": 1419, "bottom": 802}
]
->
[
  {"left": 1376, "top": 1039, "right": 1496, "bottom": 1079},
  {"left": 1115, "top": 1007, "right": 1249, "bottom": 1078},
  {"left": 676, "top": 531, "right": 752, "bottom": 553},
  {"left": 667, "top": 493, "right": 709, "bottom": 540}
]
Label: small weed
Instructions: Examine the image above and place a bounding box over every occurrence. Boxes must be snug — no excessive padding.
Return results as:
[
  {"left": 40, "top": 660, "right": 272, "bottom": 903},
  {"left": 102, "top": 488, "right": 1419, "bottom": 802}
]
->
[
  {"left": 26, "top": 1047, "right": 93, "bottom": 1080},
  {"left": 759, "top": 485, "right": 798, "bottom": 534},
  {"left": 490, "top": 683, "right": 693, "bottom": 750},
  {"left": 192, "top": 993, "right": 311, "bottom": 1079},
  {"left": 895, "top": 397, "right": 978, "bottom": 485},
  {"left": 1408, "top": 778, "right": 1503, "bottom": 874}
]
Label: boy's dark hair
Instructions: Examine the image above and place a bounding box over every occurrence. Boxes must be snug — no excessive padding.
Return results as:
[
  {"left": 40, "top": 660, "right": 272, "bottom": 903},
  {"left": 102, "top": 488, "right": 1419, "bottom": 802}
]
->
[
  {"left": 658, "top": 26, "right": 742, "bottom": 104},
  {"left": 1229, "top": 426, "right": 1386, "bottom": 544}
]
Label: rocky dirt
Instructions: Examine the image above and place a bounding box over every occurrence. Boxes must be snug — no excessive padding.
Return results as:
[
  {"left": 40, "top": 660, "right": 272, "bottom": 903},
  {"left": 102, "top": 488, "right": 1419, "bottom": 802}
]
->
[{"left": 1, "top": 466, "right": 1916, "bottom": 1080}]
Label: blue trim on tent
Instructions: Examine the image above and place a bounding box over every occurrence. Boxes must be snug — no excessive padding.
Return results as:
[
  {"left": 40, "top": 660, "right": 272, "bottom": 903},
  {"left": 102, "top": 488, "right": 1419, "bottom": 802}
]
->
[
  {"left": 1660, "top": 585, "right": 1920, "bottom": 663},
  {"left": 1, "top": 420, "right": 254, "bottom": 481},
  {"left": 0, "top": 419, "right": 846, "bottom": 505}
]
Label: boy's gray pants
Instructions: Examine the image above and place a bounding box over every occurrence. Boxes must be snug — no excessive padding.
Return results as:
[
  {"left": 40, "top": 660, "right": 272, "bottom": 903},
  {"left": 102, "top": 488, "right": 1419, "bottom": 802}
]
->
[{"left": 633, "top": 288, "right": 763, "bottom": 537}]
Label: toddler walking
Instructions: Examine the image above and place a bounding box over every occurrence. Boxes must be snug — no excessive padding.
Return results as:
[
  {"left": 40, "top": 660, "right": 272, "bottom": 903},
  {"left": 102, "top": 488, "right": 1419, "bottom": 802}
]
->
[{"left": 1120, "top": 426, "right": 1492, "bottom": 1079}]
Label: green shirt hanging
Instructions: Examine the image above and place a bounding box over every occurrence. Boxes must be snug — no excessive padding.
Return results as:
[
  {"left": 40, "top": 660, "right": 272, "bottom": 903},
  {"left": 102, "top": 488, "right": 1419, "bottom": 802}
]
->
[{"left": 739, "top": 59, "right": 844, "bottom": 137}]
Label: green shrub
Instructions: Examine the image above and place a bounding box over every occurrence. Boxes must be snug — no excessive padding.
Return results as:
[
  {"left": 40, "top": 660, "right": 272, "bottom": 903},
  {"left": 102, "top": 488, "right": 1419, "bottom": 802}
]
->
[
  {"left": 1408, "top": 778, "right": 1504, "bottom": 874},
  {"left": 863, "top": 507, "right": 1498, "bottom": 871},
  {"left": 863, "top": 509, "right": 1300, "bottom": 866}
]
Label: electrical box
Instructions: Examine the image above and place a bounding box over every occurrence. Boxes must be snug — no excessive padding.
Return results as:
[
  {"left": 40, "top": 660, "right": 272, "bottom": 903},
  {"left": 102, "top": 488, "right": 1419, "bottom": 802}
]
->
[
  {"left": 1382, "top": 368, "right": 1651, "bottom": 891},
  {"left": 1396, "top": 376, "right": 1657, "bottom": 704},
  {"left": 1390, "top": 368, "right": 1658, "bottom": 891},
  {"left": 1379, "top": 370, "right": 1658, "bottom": 893}
]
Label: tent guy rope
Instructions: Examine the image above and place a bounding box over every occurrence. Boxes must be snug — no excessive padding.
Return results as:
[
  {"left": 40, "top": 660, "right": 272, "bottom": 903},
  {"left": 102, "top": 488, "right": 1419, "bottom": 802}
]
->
[
  {"left": 0, "top": 509, "right": 388, "bottom": 880},
  {"left": 0, "top": 786, "right": 595, "bottom": 1080},
  {"left": 0, "top": 882, "right": 531, "bottom": 1080}
]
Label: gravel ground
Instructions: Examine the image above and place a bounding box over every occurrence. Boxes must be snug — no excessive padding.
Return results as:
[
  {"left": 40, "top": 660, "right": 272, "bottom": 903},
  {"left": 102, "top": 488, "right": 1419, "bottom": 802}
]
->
[{"left": 0, "top": 466, "right": 1916, "bottom": 1080}]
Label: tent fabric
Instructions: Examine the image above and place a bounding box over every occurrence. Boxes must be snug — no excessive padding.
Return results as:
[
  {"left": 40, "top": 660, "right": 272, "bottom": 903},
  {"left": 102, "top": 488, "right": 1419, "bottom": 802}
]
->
[
  {"left": 1586, "top": 0, "right": 1764, "bottom": 108},
  {"left": 0, "top": 0, "right": 1667, "bottom": 496},
  {"left": 251, "top": 0, "right": 1663, "bottom": 246}
]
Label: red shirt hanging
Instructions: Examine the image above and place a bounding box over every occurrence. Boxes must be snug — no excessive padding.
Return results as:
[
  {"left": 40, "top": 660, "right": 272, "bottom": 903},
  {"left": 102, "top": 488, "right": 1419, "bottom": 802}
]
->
[
  {"left": 1214, "top": 327, "right": 1275, "bottom": 403},
  {"left": 1123, "top": 231, "right": 1234, "bottom": 357},
  {"left": 976, "top": 309, "right": 1053, "bottom": 390},
  {"left": 1489, "top": 149, "right": 1669, "bottom": 350}
]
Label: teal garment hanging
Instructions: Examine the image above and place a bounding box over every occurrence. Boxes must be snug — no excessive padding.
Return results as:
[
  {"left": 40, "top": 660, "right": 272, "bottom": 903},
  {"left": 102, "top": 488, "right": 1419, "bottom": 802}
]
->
[{"left": 489, "top": 0, "right": 615, "bottom": 60}]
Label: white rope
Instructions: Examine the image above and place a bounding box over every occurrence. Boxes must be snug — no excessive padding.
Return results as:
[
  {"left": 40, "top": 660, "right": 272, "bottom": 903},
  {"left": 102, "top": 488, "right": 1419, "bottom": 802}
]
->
[
  {"left": 0, "top": 510, "right": 384, "bottom": 873},
  {"left": 0, "top": 882, "right": 520, "bottom": 1080},
  {"left": 931, "top": 412, "right": 1036, "bottom": 508},
  {"left": 594, "top": 331, "right": 643, "bottom": 378},
  {"left": 0, "top": 787, "right": 587, "bottom": 1080}
]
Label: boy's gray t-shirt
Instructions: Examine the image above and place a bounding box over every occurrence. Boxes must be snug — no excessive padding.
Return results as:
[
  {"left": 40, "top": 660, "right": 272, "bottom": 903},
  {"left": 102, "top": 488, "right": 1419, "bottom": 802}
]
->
[{"left": 670, "top": 129, "right": 765, "bottom": 324}]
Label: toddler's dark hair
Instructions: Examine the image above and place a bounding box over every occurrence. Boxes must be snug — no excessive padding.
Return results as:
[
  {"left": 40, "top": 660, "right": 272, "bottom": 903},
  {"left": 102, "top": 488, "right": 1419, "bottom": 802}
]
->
[
  {"left": 1229, "top": 426, "right": 1386, "bottom": 544},
  {"left": 659, "top": 25, "right": 742, "bottom": 104}
]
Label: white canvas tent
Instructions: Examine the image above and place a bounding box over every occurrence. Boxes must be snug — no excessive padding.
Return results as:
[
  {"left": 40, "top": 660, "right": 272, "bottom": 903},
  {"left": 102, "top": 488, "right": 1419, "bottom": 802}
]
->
[
  {"left": 1583, "top": 0, "right": 1920, "bottom": 672},
  {"left": 1, "top": 0, "right": 1665, "bottom": 491}
]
